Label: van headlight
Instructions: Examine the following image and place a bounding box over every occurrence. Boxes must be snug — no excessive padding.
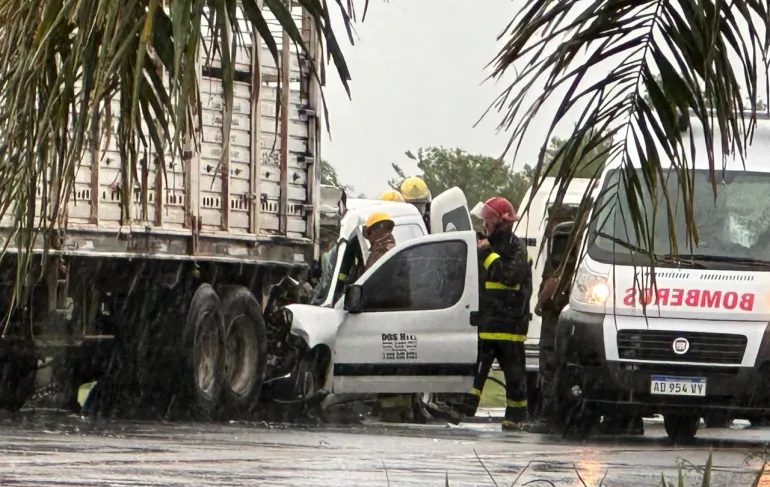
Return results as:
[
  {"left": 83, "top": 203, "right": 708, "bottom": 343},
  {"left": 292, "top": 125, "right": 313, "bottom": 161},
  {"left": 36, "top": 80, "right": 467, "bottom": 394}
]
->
[{"left": 572, "top": 267, "right": 610, "bottom": 306}]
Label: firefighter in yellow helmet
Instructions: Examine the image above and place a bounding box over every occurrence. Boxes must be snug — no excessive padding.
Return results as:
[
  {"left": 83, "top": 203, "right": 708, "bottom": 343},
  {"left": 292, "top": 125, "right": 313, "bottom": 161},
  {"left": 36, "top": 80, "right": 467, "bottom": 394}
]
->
[
  {"left": 399, "top": 176, "right": 432, "bottom": 232},
  {"left": 357, "top": 211, "right": 414, "bottom": 422},
  {"left": 379, "top": 190, "right": 406, "bottom": 203}
]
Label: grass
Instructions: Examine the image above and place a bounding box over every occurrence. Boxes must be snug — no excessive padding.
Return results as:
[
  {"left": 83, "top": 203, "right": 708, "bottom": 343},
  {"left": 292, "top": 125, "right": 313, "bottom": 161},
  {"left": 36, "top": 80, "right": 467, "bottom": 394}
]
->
[
  {"left": 479, "top": 370, "right": 506, "bottom": 409},
  {"left": 430, "top": 452, "right": 767, "bottom": 486}
]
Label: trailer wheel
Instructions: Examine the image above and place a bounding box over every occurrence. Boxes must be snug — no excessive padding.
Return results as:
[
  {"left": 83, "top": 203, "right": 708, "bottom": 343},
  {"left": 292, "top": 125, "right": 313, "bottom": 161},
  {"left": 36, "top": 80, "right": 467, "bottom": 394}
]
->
[
  {"left": 663, "top": 414, "right": 700, "bottom": 443},
  {"left": 220, "top": 286, "right": 267, "bottom": 417},
  {"left": 181, "top": 284, "right": 225, "bottom": 419},
  {"left": 0, "top": 351, "right": 36, "bottom": 412}
]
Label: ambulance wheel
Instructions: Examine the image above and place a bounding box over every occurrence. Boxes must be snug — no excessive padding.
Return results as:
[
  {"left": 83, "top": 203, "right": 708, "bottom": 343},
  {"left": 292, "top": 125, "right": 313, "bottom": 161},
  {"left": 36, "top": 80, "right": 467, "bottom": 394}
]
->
[
  {"left": 220, "top": 286, "right": 267, "bottom": 417},
  {"left": 180, "top": 284, "right": 225, "bottom": 419},
  {"left": 663, "top": 414, "right": 700, "bottom": 443}
]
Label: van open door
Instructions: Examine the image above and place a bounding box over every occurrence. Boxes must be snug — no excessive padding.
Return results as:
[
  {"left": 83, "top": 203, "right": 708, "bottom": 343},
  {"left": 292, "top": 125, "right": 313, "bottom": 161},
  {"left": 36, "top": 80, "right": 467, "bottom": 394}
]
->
[
  {"left": 332, "top": 230, "right": 479, "bottom": 394},
  {"left": 429, "top": 187, "right": 472, "bottom": 234},
  {"left": 354, "top": 225, "right": 369, "bottom": 263}
]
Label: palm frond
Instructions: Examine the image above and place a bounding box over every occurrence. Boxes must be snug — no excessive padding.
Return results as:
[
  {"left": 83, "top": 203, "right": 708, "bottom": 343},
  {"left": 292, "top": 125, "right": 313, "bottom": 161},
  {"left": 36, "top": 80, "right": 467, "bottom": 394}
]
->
[
  {"left": 0, "top": 0, "right": 358, "bottom": 314},
  {"left": 488, "top": 0, "right": 770, "bottom": 255}
]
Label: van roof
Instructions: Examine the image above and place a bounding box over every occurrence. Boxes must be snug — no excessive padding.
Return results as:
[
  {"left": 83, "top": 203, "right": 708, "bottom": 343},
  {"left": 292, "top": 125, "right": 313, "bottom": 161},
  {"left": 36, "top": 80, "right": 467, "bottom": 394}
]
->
[{"left": 339, "top": 198, "right": 424, "bottom": 237}]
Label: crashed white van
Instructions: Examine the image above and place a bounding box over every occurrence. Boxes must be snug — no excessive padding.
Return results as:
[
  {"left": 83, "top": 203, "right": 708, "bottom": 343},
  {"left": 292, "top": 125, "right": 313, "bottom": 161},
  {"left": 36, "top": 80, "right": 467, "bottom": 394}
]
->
[
  {"left": 556, "top": 111, "right": 770, "bottom": 442},
  {"left": 286, "top": 187, "right": 478, "bottom": 403}
]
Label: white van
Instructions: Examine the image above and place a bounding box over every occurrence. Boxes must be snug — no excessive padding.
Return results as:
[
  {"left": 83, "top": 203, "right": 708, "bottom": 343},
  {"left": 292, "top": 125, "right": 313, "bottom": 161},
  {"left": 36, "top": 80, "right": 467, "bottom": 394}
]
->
[
  {"left": 556, "top": 111, "right": 770, "bottom": 442},
  {"left": 286, "top": 188, "right": 477, "bottom": 401}
]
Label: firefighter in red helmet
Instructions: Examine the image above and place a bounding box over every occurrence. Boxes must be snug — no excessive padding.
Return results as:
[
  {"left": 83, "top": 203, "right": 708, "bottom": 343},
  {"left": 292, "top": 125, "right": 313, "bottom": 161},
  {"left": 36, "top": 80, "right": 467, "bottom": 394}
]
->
[{"left": 455, "top": 196, "right": 534, "bottom": 430}]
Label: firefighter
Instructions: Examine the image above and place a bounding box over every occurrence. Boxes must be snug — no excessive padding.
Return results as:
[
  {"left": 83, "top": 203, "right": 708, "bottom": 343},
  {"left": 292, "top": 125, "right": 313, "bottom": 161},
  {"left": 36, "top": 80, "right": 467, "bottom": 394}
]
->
[
  {"left": 528, "top": 204, "right": 579, "bottom": 432},
  {"left": 399, "top": 176, "right": 432, "bottom": 232},
  {"left": 455, "top": 196, "right": 533, "bottom": 431},
  {"left": 363, "top": 212, "right": 396, "bottom": 267},
  {"left": 379, "top": 190, "right": 406, "bottom": 202},
  {"left": 360, "top": 212, "right": 416, "bottom": 422}
]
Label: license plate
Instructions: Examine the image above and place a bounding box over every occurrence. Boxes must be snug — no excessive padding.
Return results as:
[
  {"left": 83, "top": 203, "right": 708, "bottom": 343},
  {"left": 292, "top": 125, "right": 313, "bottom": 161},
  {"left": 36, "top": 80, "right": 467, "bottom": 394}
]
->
[{"left": 650, "top": 375, "right": 706, "bottom": 396}]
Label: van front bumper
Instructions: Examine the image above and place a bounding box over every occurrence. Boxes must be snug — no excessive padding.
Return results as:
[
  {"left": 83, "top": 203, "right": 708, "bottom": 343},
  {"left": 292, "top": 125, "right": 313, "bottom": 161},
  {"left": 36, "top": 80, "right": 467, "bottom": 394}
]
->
[{"left": 556, "top": 309, "right": 770, "bottom": 417}]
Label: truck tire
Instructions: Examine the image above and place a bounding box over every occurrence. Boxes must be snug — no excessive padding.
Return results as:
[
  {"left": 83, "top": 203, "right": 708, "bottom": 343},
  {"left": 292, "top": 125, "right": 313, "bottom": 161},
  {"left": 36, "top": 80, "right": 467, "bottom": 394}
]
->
[
  {"left": 180, "top": 284, "right": 225, "bottom": 419},
  {"left": 663, "top": 414, "right": 700, "bottom": 443},
  {"left": 220, "top": 286, "right": 267, "bottom": 417},
  {"left": 0, "top": 352, "right": 36, "bottom": 412}
]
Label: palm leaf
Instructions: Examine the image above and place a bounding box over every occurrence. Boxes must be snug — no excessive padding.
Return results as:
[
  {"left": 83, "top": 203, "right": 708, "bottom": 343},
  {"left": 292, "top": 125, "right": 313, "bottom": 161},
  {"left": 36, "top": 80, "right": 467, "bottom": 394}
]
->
[
  {"left": 486, "top": 0, "right": 770, "bottom": 260},
  {"left": 0, "top": 0, "right": 358, "bottom": 326}
]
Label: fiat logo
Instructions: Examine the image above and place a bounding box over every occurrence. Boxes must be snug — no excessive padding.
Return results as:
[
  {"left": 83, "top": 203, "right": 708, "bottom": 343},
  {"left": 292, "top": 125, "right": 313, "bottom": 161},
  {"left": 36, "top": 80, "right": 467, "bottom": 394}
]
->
[{"left": 672, "top": 337, "right": 690, "bottom": 355}]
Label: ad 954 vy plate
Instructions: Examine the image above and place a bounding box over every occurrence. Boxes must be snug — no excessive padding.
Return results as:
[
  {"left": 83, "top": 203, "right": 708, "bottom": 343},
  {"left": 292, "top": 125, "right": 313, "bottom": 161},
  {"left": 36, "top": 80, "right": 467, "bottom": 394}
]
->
[{"left": 650, "top": 375, "right": 707, "bottom": 396}]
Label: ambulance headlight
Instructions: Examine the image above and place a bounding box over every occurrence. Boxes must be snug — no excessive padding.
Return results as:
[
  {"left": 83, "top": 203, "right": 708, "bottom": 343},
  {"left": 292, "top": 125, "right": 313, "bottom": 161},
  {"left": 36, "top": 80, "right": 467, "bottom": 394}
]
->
[{"left": 572, "top": 267, "right": 610, "bottom": 306}]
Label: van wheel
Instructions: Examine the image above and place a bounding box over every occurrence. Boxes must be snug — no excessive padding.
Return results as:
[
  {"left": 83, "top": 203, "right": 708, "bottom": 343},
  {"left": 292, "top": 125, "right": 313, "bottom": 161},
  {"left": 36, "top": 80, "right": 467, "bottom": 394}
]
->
[
  {"left": 293, "top": 347, "right": 330, "bottom": 399},
  {"left": 0, "top": 351, "right": 36, "bottom": 412},
  {"left": 220, "top": 286, "right": 267, "bottom": 418},
  {"left": 179, "top": 284, "right": 225, "bottom": 419},
  {"left": 664, "top": 414, "right": 700, "bottom": 443}
]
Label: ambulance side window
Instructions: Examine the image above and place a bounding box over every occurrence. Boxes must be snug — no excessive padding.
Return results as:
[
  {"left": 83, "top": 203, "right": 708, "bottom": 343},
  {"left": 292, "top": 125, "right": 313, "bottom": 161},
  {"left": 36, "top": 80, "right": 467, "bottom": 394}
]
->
[{"left": 361, "top": 241, "right": 467, "bottom": 312}]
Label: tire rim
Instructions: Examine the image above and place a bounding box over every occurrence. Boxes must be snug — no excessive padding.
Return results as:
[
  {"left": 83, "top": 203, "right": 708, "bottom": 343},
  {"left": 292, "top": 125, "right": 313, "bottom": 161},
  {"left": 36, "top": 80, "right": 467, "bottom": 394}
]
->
[
  {"left": 195, "top": 310, "right": 219, "bottom": 399},
  {"left": 223, "top": 314, "right": 257, "bottom": 397}
]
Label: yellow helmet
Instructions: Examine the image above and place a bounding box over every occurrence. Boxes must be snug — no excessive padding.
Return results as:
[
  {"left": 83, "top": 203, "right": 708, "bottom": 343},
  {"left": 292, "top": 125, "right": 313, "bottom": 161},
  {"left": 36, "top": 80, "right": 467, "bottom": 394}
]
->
[
  {"left": 399, "top": 176, "right": 431, "bottom": 203},
  {"left": 366, "top": 211, "right": 395, "bottom": 228},
  {"left": 379, "top": 190, "right": 405, "bottom": 202}
]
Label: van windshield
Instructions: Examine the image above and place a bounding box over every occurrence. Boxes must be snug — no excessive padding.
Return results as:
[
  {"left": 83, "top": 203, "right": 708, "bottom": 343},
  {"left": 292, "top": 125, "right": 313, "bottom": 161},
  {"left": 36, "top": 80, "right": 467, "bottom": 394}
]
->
[{"left": 588, "top": 168, "right": 770, "bottom": 267}]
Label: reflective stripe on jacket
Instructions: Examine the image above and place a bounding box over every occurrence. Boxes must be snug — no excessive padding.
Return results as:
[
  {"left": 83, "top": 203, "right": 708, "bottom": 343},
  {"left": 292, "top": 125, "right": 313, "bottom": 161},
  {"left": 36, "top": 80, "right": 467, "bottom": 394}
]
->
[{"left": 477, "top": 232, "right": 533, "bottom": 338}]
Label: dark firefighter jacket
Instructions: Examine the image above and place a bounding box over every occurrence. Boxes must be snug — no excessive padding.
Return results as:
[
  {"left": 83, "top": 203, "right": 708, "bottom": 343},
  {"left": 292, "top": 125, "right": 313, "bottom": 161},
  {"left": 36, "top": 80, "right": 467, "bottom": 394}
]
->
[
  {"left": 475, "top": 229, "right": 533, "bottom": 340},
  {"left": 365, "top": 233, "right": 396, "bottom": 270}
]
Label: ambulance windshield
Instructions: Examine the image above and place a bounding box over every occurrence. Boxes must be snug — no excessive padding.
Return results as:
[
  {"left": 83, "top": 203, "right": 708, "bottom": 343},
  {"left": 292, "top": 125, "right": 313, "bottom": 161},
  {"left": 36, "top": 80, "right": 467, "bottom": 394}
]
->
[{"left": 589, "top": 168, "right": 770, "bottom": 267}]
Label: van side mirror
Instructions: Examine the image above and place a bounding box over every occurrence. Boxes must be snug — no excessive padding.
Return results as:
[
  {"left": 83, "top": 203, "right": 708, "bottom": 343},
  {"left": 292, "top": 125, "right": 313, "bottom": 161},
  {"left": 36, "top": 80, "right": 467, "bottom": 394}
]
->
[
  {"left": 548, "top": 221, "right": 576, "bottom": 266},
  {"left": 344, "top": 285, "right": 364, "bottom": 314}
]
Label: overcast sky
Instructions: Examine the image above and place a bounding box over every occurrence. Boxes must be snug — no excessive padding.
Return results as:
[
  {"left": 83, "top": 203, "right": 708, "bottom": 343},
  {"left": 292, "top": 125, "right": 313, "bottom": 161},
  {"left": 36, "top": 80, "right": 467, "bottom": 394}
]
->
[
  {"left": 318, "top": 0, "right": 768, "bottom": 199},
  {"left": 322, "top": 0, "right": 561, "bottom": 198}
]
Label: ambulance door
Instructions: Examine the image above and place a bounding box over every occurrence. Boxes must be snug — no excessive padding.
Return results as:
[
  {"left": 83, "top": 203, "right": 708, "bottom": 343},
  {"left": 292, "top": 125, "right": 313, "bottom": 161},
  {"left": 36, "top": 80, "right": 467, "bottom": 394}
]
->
[
  {"left": 332, "top": 231, "right": 479, "bottom": 394},
  {"left": 429, "top": 187, "right": 472, "bottom": 234}
]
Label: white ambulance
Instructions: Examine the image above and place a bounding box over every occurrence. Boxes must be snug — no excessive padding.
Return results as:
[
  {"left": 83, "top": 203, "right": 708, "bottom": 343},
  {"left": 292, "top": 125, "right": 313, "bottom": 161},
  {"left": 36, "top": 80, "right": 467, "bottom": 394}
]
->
[{"left": 556, "top": 111, "right": 770, "bottom": 442}]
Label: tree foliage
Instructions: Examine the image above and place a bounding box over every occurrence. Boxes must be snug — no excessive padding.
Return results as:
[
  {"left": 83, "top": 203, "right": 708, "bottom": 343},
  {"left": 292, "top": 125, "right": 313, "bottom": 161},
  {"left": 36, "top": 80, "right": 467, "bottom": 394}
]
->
[
  {"left": 321, "top": 159, "right": 365, "bottom": 198},
  {"left": 542, "top": 125, "right": 611, "bottom": 180},
  {"left": 321, "top": 160, "right": 342, "bottom": 187},
  {"left": 389, "top": 147, "right": 532, "bottom": 209}
]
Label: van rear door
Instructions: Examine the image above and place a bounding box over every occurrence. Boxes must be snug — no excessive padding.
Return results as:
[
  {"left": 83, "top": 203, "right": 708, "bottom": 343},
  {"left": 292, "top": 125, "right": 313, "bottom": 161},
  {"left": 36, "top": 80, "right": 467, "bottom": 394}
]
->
[{"left": 429, "top": 187, "right": 472, "bottom": 234}]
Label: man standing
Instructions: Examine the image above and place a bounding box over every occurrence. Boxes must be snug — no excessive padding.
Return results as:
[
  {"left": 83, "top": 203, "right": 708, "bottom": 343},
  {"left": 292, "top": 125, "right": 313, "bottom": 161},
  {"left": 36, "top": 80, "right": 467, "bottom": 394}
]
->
[
  {"left": 454, "top": 196, "right": 533, "bottom": 431},
  {"left": 399, "top": 176, "right": 432, "bottom": 232},
  {"left": 530, "top": 204, "right": 579, "bottom": 432}
]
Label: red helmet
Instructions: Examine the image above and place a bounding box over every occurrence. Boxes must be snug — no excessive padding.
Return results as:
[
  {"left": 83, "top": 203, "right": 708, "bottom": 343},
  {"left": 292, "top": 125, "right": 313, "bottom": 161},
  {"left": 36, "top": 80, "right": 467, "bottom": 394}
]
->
[{"left": 478, "top": 196, "right": 518, "bottom": 222}]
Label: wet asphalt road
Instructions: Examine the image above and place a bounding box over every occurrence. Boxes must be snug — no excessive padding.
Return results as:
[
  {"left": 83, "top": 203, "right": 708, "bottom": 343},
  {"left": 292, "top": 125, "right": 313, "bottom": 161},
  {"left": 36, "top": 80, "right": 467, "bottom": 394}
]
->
[{"left": 1, "top": 412, "right": 770, "bottom": 487}]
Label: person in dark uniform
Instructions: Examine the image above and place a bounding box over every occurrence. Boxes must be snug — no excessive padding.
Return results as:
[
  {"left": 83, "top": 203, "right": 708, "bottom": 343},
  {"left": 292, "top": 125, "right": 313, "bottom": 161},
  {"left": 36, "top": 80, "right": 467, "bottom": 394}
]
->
[
  {"left": 399, "top": 176, "right": 432, "bottom": 233},
  {"left": 528, "top": 204, "right": 580, "bottom": 432},
  {"left": 453, "top": 196, "right": 533, "bottom": 431}
]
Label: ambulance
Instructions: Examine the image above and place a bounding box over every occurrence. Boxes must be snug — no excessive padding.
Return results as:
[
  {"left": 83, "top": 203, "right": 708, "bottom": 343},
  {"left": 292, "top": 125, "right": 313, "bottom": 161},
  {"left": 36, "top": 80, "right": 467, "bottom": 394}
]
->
[{"left": 556, "top": 111, "right": 770, "bottom": 442}]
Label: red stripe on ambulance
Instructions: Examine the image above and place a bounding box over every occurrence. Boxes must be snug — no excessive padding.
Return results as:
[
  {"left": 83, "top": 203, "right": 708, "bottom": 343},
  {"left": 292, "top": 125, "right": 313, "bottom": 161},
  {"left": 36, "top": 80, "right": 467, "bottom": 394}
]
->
[{"left": 623, "top": 287, "right": 755, "bottom": 311}]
